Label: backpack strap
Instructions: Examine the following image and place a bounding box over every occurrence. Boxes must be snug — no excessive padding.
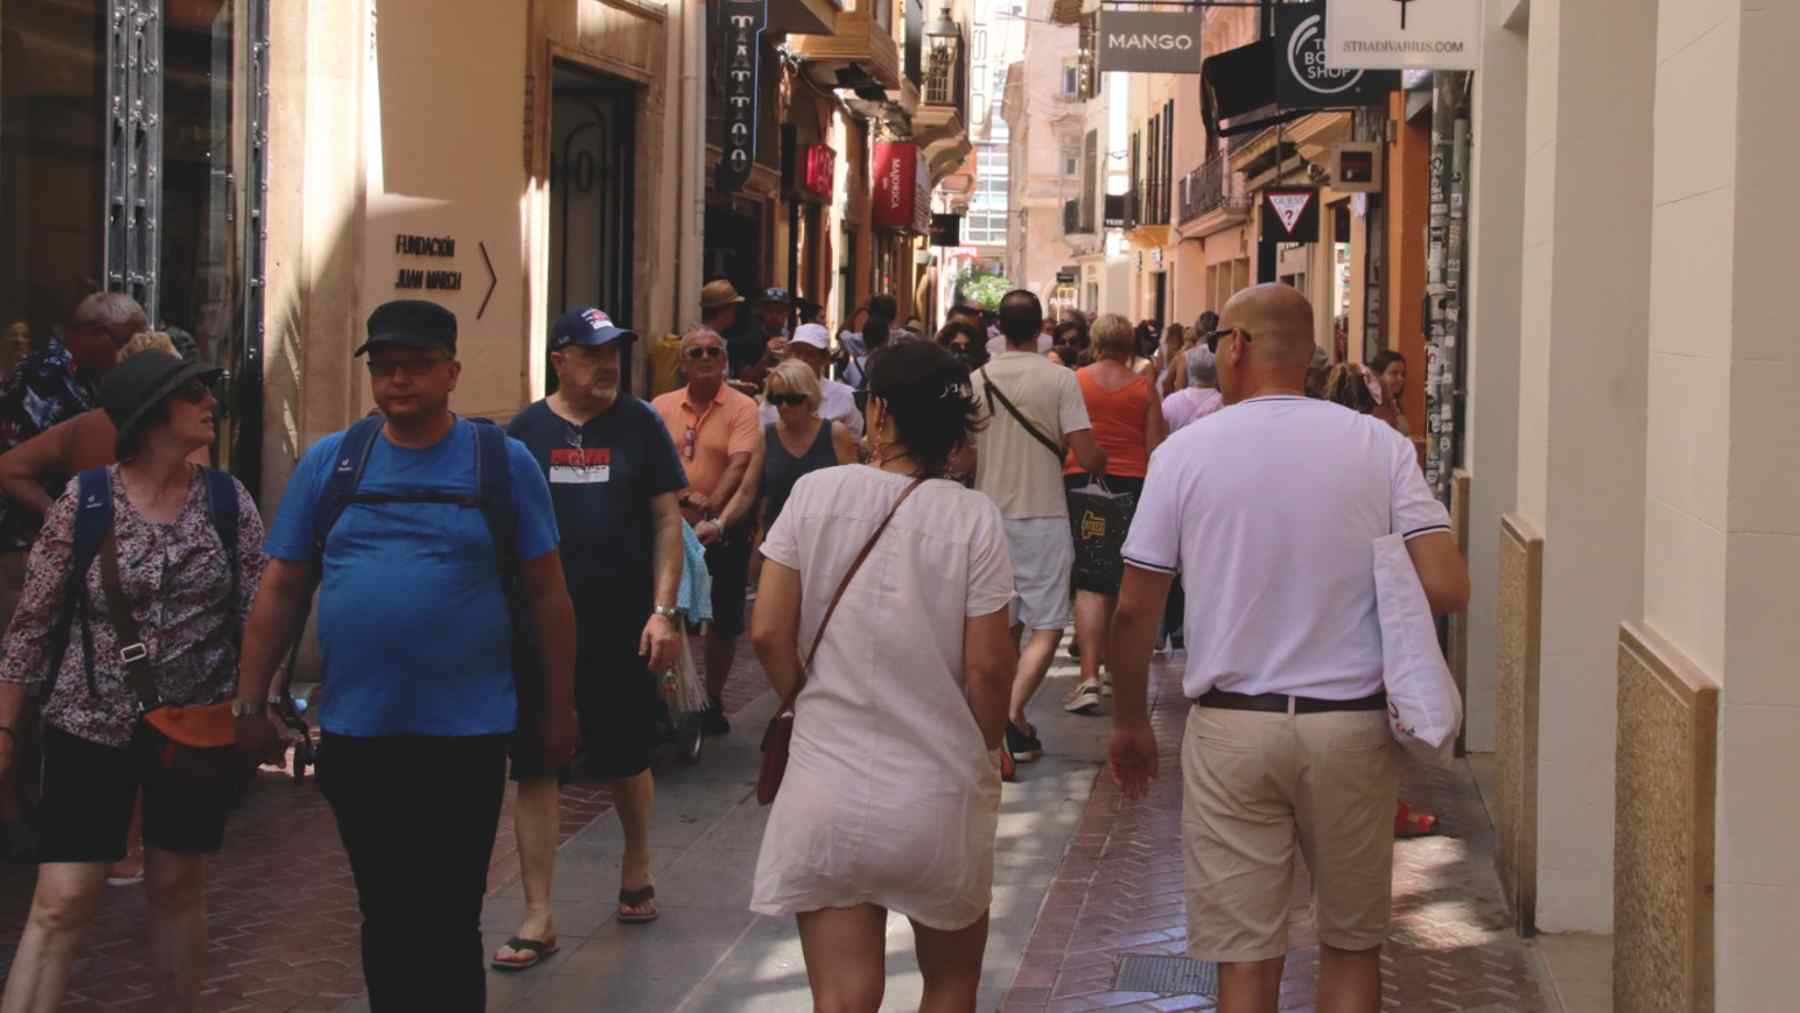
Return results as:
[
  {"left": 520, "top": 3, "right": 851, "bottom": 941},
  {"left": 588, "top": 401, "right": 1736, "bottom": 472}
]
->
[
  {"left": 468, "top": 418, "right": 519, "bottom": 582},
  {"left": 203, "top": 468, "right": 243, "bottom": 647},
  {"left": 312, "top": 414, "right": 386, "bottom": 564},
  {"left": 43, "top": 468, "right": 114, "bottom": 698}
]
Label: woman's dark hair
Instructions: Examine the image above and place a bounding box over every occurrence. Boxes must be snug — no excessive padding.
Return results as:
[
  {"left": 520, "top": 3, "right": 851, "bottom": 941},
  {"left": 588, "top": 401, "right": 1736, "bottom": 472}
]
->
[
  {"left": 1053, "top": 320, "right": 1086, "bottom": 348},
  {"left": 115, "top": 400, "right": 171, "bottom": 461},
  {"left": 1195, "top": 310, "right": 1220, "bottom": 335},
  {"left": 935, "top": 320, "right": 988, "bottom": 368},
  {"left": 1369, "top": 349, "right": 1406, "bottom": 374},
  {"left": 1323, "top": 364, "right": 1379, "bottom": 414},
  {"left": 865, "top": 341, "right": 985, "bottom": 478},
  {"left": 863, "top": 312, "right": 892, "bottom": 351}
]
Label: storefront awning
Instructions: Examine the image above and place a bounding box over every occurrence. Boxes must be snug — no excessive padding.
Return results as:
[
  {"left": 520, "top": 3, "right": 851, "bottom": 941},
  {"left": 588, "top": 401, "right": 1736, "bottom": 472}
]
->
[{"left": 1201, "top": 38, "right": 1304, "bottom": 138}]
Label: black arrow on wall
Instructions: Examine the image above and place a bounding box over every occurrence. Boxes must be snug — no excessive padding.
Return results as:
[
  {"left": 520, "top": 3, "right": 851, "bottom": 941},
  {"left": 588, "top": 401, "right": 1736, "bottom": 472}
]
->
[{"left": 478, "top": 241, "right": 497, "bottom": 320}]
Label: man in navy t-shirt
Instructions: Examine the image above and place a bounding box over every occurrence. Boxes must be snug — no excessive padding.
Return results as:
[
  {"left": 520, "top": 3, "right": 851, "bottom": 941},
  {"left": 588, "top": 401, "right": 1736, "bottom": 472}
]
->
[
  {"left": 232, "top": 300, "right": 575, "bottom": 1012},
  {"left": 491, "top": 307, "right": 687, "bottom": 967}
]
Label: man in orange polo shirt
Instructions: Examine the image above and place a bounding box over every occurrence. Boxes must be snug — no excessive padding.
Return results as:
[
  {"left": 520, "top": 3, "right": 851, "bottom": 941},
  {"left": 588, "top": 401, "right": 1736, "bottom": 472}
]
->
[{"left": 653, "top": 326, "right": 765, "bottom": 735}]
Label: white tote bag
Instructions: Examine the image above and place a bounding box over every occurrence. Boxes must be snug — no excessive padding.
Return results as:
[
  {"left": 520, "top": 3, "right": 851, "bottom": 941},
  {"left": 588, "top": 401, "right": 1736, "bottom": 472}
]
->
[{"left": 1372, "top": 533, "right": 1463, "bottom": 765}]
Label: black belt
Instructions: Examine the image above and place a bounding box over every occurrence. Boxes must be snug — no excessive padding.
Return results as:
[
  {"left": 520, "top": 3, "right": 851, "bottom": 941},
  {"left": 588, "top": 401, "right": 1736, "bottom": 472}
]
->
[{"left": 1193, "top": 688, "right": 1388, "bottom": 714}]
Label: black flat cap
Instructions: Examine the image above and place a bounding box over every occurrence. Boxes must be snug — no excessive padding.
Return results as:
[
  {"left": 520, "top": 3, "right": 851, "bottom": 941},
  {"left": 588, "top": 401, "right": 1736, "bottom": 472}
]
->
[{"left": 355, "top": 300, "right": 457, "bottom": 356}]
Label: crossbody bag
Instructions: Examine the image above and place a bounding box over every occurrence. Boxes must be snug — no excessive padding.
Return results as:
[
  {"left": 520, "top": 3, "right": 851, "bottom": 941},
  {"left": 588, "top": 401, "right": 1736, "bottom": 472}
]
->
[
  {"left": 756, "top": 476, "right": 926, "bottom": 805},
  {"left": 98, "top": 528, "right": 255, "bottom": 796}
]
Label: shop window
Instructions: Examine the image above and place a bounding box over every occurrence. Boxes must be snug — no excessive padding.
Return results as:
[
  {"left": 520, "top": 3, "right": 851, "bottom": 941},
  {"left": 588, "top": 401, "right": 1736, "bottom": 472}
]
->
[{"left": 1, "top": 0, "right": 270, "bottom": 485}]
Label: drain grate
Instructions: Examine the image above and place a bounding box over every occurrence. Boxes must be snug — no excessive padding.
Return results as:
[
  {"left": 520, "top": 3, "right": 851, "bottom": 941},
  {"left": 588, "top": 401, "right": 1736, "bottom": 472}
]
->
[{"left": 1114, "top": 953, "right": 1219, "bottom": 995}]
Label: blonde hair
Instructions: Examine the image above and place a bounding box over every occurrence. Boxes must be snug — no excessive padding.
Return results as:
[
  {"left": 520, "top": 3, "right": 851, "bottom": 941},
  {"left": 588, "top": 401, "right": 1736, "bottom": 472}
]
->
[
  {"left": 119, "top": 331, "right": 178, "bottom": 360},
  {"left": 765, "top": 359, "right": 821, "bottom": 409},
  {"left": 1091, "top": 313, "right": 1134, "bottom": 359}
]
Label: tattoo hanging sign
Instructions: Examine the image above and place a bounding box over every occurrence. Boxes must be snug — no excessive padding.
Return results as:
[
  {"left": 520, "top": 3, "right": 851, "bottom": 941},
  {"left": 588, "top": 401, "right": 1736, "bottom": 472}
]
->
[{"left": 715, "top": 0, "right": 769, "bottom": 193}]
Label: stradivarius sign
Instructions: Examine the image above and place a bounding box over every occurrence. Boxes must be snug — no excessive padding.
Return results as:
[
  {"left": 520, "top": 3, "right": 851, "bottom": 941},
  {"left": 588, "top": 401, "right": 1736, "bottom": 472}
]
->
[
  {"left": 1097, "top": 11, "right": 1203, "bottom": 75},
  {"left": 1325, "top": 0, "right": 1482, "bottom": 71}
]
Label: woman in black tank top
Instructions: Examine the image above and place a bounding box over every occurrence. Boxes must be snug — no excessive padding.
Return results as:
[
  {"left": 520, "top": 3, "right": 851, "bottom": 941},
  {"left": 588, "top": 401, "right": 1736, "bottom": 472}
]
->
[{"left": 761, "top": 361, "right": 857, "bottom": 531}]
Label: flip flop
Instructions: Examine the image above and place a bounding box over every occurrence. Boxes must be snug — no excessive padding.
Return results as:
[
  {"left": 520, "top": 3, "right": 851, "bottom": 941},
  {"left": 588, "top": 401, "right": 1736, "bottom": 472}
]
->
[
  {"left": 490, "top": 936, "right": 559, "bottom": 972},
  {"left": 618, "top": 884, "right": 659, "bottom": 925}
]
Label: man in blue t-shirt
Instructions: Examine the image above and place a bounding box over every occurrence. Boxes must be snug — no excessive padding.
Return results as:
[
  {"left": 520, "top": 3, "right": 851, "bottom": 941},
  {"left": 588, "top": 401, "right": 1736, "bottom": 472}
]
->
[
  {"left": 491, "top": 308, "right": 686, "bottom": 968},
  {"left": 232, "top": 300, "right": 576, "bottom": 1012}
]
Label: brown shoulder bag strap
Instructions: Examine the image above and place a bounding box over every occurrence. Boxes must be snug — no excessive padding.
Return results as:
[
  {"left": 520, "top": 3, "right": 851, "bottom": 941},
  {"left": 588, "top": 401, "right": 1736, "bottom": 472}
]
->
[
  {"left": 780, "top": 476, "right": 927, "bottom": 713},
  {"left": 980, "top": 367, "right": 1064, "bottom": 462},
  {"left": 98, "top": 531, "right": 160, "bottom": 712}
]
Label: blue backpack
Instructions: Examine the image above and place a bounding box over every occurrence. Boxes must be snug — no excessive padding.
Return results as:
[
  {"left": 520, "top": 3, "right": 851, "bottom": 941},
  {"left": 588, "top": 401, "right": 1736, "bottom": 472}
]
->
[
  {"left": 309, "top": 414, "right": 518, "bottom": 571},
  {"left": 46, "top": 467, "right": 241, "bottom": 698},
  {"left": 294, "top": 415, "right": 534, "bottom": 688}
]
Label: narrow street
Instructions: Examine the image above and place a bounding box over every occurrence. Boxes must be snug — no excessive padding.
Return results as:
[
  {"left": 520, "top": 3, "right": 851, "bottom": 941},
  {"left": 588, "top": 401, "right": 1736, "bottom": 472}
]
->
[{"left": 1, "top": 636, "right": 1557, "bottom": 1012}]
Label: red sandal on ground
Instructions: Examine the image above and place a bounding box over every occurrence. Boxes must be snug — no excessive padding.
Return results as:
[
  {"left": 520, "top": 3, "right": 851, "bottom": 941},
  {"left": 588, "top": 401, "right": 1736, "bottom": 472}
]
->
[{"left": 1395, "top": 800, "right": 1439, "bottom": 838}]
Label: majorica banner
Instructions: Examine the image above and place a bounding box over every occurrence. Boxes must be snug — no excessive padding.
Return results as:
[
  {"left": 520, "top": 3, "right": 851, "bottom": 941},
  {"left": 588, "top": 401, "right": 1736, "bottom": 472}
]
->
[{"left": 1097, "top": 11, "right": 1203, "bottom": 75}]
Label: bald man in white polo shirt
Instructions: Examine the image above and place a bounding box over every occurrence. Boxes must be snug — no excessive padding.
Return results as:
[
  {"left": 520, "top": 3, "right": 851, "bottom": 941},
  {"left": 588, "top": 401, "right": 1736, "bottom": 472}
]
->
[{"left": 1105, "top": 284, "right": 1470, "bottom": 1013}]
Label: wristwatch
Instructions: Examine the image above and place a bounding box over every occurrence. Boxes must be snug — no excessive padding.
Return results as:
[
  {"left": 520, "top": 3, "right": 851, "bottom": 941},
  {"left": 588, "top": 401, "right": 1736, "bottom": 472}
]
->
[
  {"left": 230, "top": 699, "right": 267, "bottom": 718},
  {"left": 652, "top": 606, "right": 680, "bottom": 621}
]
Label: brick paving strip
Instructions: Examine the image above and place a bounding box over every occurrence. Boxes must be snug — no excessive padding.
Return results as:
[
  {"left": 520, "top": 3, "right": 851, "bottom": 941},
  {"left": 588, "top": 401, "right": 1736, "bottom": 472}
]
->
[
  {"left": 0, "top": 634, "right": 768, "bottom": 1013},
  {"left": 1001, "top": 654, "right": 1555, "bottom": 1013}
]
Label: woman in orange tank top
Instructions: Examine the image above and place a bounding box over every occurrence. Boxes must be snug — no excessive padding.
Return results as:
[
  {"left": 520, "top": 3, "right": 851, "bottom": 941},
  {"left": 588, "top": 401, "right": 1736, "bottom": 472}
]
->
[{"left": 1061, "top": 314, "right": 1167, "bottom": 715}]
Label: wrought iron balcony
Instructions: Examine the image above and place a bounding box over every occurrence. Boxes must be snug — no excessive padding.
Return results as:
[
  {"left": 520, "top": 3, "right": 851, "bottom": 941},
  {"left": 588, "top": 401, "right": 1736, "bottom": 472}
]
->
[{"left": 1178, "top": 154, "right": 1252, "bottom": 226}]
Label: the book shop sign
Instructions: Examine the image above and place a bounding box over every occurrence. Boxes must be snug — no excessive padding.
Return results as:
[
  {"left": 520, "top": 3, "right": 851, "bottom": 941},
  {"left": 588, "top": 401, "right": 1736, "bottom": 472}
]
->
[
  {"left": 1097, "top": 11, "right": 1202, "bottom": 75},
  {"left": 1325, "top": 0, "right": 1481, "bottom": 71},
  {"left": 715, "top": 0, "right": 768, "bottom": 192}
]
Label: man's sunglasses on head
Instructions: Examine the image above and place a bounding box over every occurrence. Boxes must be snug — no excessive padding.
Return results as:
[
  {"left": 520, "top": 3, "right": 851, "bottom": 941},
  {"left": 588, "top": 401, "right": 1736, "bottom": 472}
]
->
[{"left": 1204, "top": 327, "right": 1252, "bottom": 353}]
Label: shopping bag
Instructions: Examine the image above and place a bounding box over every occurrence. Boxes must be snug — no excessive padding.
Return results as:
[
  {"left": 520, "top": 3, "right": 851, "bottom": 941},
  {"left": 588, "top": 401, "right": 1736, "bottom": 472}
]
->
[
  {"left": 661, "top": 619, "right": 709, "bottom": 718},
  {"left": 1067, "top": 480, "right": 1136, "bottom": 594},
  {"left": 1372, "top": 533, "right": 1463, "bottom": 765}
]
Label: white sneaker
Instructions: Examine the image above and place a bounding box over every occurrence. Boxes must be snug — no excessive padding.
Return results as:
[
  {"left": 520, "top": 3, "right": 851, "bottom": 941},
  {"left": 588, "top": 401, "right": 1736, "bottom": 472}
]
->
[{"left": 1064, "top": 680, "right": 1103, "bottom": 714}]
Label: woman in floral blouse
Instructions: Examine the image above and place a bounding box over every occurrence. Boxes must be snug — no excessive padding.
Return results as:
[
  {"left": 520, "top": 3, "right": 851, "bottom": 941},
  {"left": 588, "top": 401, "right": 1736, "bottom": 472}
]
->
[{"left": 0, "top": 350, "right": 265, "bottom": 1012}]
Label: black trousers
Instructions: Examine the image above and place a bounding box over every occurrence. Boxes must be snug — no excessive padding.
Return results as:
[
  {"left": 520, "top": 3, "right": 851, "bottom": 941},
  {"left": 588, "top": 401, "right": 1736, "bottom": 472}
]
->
[{"left": 319, "top": 732, "right": 508, "bottom": 1013}]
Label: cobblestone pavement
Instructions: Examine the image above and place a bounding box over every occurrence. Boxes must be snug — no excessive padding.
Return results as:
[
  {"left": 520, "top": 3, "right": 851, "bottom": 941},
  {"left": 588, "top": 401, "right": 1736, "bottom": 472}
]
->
[
  {"left": 1000, "top": 653, "right": 1555, "bottom": 1013},
  {"left": 0, "top": 633, "right": 767, "bottom": 1013}
]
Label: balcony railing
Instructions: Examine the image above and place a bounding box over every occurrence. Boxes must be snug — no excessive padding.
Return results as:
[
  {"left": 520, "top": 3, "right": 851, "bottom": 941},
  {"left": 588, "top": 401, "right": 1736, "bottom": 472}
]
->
[
  {"left": 1178, "top": 154, "right": 1252, "bottom": 226},
  {"left": 1143, "top": 176, "right": 1171, "bottom": 227},
  {"left": 922, "top": 29, "right": 967, "bottom": 120},
  {"left": 1064, "top": 199, "right": 1095, "bottom": 236}
]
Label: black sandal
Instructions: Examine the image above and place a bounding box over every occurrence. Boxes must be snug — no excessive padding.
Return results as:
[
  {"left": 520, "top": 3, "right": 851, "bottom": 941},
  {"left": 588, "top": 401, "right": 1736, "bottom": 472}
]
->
[
  {"left": 491, "top": 936, "right": 559, "bottom": 972},
  {"left": 617, "top": 884, "right": 659, "bottom": 924}
]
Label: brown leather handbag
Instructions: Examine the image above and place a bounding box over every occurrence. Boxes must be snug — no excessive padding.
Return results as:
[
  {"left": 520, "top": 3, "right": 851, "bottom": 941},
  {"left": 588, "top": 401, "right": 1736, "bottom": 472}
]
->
[{"left": 757, "top": 477, "right": 925, "bottom": 805}]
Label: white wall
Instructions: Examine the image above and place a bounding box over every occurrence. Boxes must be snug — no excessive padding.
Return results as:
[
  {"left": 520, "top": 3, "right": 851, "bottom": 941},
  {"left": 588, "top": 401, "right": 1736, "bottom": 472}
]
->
[
  {"left": 363, "top": 0, "right": 529, "bottom": 420},
  {"left": 1708, "top": 4, "right": 1800, "bottom": 1007},
  {"left": 1513, "top": 0, "right": 1655, "bottom": 932},
  {"left": 1462, "top": 0, "right": 1531, "bottom": 752}
]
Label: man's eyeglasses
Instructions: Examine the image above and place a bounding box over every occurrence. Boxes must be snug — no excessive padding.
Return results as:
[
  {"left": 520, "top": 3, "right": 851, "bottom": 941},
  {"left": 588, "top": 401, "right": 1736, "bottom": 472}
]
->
[
  {"left": 685, "top": 346, "right": 725, "bottom": 360},
  {"left": 366, "top": 355, "right": 448, "bottom": 379},
  {"left": 170, "top": 379, "right": 214, "bottom": 405},
  {"left": 767, "top": 393, "right": 808, "bottom": 407},
  {"left": 1203, "top": 327, "right": 1252, "bottom": 353}
]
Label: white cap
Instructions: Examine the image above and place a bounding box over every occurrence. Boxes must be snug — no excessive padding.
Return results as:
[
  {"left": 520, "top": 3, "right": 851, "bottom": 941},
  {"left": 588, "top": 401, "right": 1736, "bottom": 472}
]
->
[{"left": 792, "top": 323, "right": 831, "bottom": 351}]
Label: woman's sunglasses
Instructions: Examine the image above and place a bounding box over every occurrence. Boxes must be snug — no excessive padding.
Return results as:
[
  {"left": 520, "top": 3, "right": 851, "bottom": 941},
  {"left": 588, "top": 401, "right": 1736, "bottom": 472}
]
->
[
  {"left": 767, "top": 393, "right": 808, "bottom": 407},
  {"left": 171, "top": 378, "right": 215, "bottom": 405},
  {"left": 685, "top": 346, "right": 725, "bottom": 360}
]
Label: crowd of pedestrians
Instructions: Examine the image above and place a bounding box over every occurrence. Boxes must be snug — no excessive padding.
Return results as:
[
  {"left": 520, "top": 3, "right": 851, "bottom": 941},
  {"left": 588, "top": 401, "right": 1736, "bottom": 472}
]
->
[{"left": 0, "top": 276, "right": 1465, "bottom": 1013}]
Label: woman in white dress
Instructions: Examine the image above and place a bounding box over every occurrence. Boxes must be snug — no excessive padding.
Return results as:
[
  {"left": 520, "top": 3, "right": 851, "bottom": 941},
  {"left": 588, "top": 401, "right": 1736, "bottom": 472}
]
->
[{"left": 750, "top": 341, "right": 1018, "bottom": 1012}]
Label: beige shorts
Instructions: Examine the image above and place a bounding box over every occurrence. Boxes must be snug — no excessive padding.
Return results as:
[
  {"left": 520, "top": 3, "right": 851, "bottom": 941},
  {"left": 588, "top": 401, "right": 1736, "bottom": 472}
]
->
[{"left": 1181, "top": 704, "right": 1398, "bottom": 963}]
